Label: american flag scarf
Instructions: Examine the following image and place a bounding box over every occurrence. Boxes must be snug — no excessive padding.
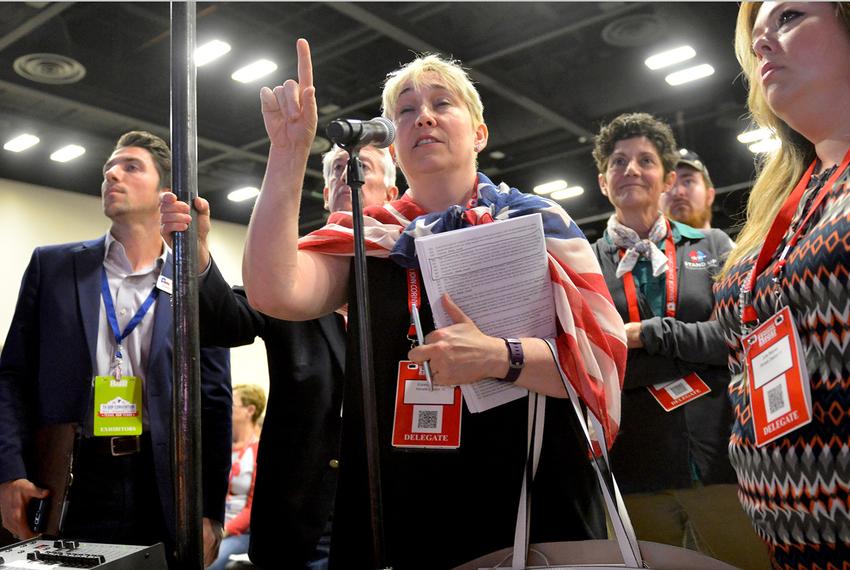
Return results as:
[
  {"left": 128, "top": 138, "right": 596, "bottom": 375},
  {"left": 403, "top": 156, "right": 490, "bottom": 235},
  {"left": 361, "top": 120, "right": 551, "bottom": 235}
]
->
[{"left": 300, "top": 172, "right": 626, "bottom": 448}]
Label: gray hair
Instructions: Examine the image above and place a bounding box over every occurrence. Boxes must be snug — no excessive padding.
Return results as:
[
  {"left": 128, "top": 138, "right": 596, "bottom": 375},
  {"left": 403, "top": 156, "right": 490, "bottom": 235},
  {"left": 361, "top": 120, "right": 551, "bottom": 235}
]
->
[{"left": 321, "top": 144, "right": 396, "bottom": 190}]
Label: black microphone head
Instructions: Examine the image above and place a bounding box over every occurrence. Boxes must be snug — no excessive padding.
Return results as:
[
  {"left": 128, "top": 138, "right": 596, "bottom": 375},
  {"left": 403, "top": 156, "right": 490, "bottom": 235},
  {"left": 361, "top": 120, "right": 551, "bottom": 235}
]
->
[
  {"left": 325, "top": 117, "right": 395, "bottom": 149},
  {"left": 370, "top": 117, "right": 395, "bottom": 149},
  {"left": 326, "top": 119, "right": 357, "bottom": 147}
]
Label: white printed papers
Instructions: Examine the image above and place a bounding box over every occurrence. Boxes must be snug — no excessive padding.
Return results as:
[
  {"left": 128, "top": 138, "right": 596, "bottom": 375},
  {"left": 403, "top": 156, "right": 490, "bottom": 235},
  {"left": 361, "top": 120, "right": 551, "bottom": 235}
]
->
[{"left": 414, "top": 214, "right": 556, "bottom": 412}]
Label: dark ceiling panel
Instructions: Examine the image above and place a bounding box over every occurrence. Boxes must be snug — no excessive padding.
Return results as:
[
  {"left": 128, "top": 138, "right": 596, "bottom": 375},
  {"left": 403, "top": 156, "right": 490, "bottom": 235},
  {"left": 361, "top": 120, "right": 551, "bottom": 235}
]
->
[{"left": 0, "top": 2, "right": 753, "bottom": 235}]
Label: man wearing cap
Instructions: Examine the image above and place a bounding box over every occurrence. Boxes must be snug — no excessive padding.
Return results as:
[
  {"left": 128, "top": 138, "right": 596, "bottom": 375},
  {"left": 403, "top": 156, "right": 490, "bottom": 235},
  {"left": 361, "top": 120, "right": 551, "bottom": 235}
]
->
[{"left": 661, "top": 149, "right": 716, "bottom": 230}]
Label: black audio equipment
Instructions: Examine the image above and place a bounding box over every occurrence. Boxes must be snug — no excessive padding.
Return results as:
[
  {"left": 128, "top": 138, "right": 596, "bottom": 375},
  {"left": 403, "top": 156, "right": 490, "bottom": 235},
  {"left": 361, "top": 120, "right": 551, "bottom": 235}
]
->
[{"left": 0, "top": 538, "right": 167, "bottom": 569}]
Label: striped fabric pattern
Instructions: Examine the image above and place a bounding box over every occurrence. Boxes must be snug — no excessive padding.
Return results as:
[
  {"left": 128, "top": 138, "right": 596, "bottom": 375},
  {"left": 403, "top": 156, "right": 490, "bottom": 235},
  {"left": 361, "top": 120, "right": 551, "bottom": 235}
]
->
[
  {"left": 300, "top": 172, "right": 626, "bottom": 449},
  {"left": 714, "top": 167, "right": 850, "bottom": 569}
]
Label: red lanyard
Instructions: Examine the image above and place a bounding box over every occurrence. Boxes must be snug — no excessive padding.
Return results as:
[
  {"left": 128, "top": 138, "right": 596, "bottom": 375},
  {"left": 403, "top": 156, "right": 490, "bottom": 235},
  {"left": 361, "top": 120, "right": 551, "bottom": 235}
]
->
[
  {"left": 741, "top": 149, "right": 850, "bottom": 327},
  {"left": 406, "top": 268, "right": 422, "bottom": 338},
  {"left": 621, "top": 221, "right": 677, "bottom": 323},
  {"left": 405, "top": 177, "right": 474, "bottom": 335}
]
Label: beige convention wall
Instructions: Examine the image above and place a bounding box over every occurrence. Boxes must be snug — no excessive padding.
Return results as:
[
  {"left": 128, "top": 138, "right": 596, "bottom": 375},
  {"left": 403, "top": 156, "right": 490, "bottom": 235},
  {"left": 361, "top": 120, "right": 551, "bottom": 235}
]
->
[{"left": 0, "top": 177, "right": 270, "bottom": 393}]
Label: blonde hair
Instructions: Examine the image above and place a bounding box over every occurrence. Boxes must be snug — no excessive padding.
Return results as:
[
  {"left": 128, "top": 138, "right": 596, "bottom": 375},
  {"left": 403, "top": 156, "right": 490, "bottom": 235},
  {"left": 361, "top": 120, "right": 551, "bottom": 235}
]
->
[
  {"left": 722, "top": 2, "right": 850, "bottom": 277},
  {"left": 234, "top": 383, "right": 266, "bottom": 424},
  {"left": 382, "top": 53, "right": 484, "bottom": 130}
]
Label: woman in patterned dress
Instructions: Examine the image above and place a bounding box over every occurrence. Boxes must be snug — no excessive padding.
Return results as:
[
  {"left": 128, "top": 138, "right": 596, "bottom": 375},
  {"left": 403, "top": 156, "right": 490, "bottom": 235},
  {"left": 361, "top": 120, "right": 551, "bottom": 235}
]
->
[{"left": 715, "top": 3, "right": 850, "bottom": 568}]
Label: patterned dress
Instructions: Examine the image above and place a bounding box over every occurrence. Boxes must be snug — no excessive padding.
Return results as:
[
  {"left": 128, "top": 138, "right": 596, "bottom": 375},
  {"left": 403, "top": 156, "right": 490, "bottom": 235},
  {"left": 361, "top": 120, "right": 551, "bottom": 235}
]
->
[{"left": 714, "top": 164, "right": 850, "bottom": 569}]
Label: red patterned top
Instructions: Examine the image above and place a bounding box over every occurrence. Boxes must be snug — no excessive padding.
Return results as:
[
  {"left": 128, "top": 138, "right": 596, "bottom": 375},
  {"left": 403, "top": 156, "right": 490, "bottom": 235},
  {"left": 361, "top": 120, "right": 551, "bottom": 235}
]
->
[{"left": 713, "top": 164, "right": 850, "bottom": 569}]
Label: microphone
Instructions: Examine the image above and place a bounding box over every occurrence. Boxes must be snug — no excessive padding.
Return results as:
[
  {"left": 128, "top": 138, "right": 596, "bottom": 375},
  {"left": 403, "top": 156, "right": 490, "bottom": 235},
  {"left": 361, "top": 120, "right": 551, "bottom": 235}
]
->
[{"left": 326, "top": 117, "right": 395, "bottom": 149}]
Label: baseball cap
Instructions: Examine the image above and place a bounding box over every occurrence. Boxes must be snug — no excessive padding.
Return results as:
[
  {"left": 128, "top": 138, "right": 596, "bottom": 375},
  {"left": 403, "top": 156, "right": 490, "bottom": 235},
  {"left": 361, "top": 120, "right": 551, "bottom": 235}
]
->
[{"left": 676, "top": 148, "right": 713, "bottom": 188}]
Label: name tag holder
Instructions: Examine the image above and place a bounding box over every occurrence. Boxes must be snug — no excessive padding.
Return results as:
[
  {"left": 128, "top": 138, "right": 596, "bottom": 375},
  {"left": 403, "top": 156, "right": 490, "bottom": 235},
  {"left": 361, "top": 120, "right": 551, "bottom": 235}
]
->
[
  {"left": 742, "top": 306, "right": 811, "bottom": 447},
  {"left": 93, "top": 375, "right": 143, "bottom": 437},
  {"left": 391, "top": 361, "right": 462, "bottom": 449},
  {"left": 647, "top": 373, "right": 711, "bottom": 412}
]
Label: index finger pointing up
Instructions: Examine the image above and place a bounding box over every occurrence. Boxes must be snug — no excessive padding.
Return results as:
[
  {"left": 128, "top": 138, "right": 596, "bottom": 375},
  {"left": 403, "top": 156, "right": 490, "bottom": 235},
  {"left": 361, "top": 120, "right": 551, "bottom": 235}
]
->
[{"left": 296, "top": 38, "right": 313, "bottom": 89}]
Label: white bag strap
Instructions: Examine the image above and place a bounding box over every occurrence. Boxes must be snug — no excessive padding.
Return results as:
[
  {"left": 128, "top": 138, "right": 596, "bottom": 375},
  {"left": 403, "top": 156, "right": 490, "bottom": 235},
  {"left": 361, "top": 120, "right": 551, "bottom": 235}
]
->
[
  {"left": 511, "top": 391, "right": 546, "bottom": 569},
  {"left": 543, "top": 338, "right": 642, "bottom": 567},
  {"left": 508, "top": 340, "right": 643, "bottom": 569}
]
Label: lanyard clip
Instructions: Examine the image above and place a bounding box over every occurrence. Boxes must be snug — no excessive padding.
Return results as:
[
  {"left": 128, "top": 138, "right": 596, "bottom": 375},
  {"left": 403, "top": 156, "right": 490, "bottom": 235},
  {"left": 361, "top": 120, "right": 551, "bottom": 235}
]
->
[
  {"left": 112, "top": 344, "right": 124, "bottom": 380},
  {"left": 739, "top": 287, "right": 752, "bottom": 310},
  {"left": 407, "top": 317, "right": 418, "bottom": 349},
  {"left": 740, "top": 287, "right": 759, "bottom": 335},
  {"left": 772, "top": 283, "right": 785, "bottom": 314}
]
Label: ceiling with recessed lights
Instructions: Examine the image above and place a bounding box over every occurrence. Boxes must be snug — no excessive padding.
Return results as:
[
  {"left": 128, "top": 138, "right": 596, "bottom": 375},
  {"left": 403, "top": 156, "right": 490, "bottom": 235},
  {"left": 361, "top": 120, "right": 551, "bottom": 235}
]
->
[{"left": 0, "top": 2, "right": 758, "bottom": 239}]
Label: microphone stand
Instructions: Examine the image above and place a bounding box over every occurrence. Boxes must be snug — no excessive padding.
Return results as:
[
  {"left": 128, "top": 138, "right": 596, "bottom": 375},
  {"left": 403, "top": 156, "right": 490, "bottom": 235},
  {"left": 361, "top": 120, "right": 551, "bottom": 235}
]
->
[
  {"left": 343, "top": 146, "right": 390, "bottom": 569},
  {"left": 170, "top": 1, "right": 204, "bottom": 568}
]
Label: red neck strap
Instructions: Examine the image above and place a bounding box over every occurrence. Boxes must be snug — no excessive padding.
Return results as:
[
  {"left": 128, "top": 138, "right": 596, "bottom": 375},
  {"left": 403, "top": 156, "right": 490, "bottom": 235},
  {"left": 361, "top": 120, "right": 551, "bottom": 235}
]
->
[
  {"left": 621, "top": 220, "right": 677, "bottom": 322},
  {"left": 742, "top": 149, "right": 850, "bottom": 325},
  {"left": 406, "top": 268, "right": 422, "bottom": 338}
]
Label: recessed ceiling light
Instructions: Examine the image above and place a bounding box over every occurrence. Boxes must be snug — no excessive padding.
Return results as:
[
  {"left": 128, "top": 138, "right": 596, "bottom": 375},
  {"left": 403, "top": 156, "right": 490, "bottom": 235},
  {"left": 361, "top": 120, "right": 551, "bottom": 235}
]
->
[
  {"left": 550, "top": 186, "right": 584, "bottom": 201},
  {"left": 489, "top": 150, "right": 505, "bottom": 160},
  {"left": 231, "top": 59, "right": 277, "bottom": 83},
  {"left": 644, "top": 45, "right": 696, "bottom": 71},
  {"left": 228, "top": 186, "right": 260, "bottom": 202},
  {"left": 748, "top": 137, "right": 781, "bottom": 154},
  {"left": 50, "top": 144, "right": 86, "bottom": 162},
  {"left": 4, "top": 133, "right": 40, "bottom": 152},
  {"left": 533, "top": 179, "right": 567, "bottom": 195},
  {"left": 195, "top": 40, "right": 231, "bottom": 67},
  {"left": 737, "top": 127, "right": 773, "bottom": 144},
  {"left": 665, "top": 64, "right": 715, "bottom": 86}
]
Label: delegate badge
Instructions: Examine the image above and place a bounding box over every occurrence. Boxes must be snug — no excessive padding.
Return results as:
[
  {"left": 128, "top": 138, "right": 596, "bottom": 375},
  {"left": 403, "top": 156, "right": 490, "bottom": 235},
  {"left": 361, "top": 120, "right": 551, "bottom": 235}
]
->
[
  {"left": 391, "top": 361, "right": 462, "bottom": 450},
  {"left": 742, "top": 305, "right": 812, "bottom": 447},
  {"left": 93, "top": 375, "right": 143, "bottom": 437},
  {"left": 647, "top": 373, "right": 711, "bottom": 412}
]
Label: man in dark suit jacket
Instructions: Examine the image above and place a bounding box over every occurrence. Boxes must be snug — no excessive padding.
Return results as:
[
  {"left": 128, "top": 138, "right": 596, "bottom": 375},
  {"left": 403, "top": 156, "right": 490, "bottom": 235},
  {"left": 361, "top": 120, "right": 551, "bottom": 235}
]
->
[
  {"left": 0, "top": 131, "right": 231, "bottom": 565},
  {"left": 161, "top": 143, "right": 397, "bottom": 568},
  {"left": 199, "top": 265, "right": 345, "bottom": 568}
]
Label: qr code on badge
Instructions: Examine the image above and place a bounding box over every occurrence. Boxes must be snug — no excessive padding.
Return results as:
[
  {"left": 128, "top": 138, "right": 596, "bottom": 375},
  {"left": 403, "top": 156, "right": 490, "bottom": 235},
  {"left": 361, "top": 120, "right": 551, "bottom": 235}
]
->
[
  {"left": 665, "top": 380, "right": 691, "bottom": 398},
  {"left": 418, "top": 411, "right": 438, "bottom": 429},
  {"left": 412, "top": 405, "right": 442, "bottom": 433},
  {"left": 763, "top": 375, "right": 791, "bottom": 422}
]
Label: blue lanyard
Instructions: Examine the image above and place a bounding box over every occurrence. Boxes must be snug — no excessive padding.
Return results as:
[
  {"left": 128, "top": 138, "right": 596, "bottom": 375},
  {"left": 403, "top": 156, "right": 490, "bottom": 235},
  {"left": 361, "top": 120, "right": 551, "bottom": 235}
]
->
[{"left": 100, "top": 267, "right": 159, "bottom": 366}]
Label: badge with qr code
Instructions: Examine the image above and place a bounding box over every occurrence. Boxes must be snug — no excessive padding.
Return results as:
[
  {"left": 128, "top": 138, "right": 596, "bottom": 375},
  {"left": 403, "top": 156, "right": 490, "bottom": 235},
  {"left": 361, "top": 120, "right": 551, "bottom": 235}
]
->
[
  {"left": 647, "top": 373, "right": 711, "bottom": 412},
  {"left": 391, "top": 361, "right": 462, "bottom": 450},
  {"left": 742, "top": 305, "right": 811, "bottom": 447}
]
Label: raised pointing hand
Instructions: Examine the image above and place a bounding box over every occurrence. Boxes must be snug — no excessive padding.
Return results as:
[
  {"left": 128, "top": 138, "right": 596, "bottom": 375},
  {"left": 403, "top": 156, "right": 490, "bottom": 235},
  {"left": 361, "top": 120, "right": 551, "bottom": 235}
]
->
[{"left": 259, "top": 38, "right": 316, "bottom": 152}]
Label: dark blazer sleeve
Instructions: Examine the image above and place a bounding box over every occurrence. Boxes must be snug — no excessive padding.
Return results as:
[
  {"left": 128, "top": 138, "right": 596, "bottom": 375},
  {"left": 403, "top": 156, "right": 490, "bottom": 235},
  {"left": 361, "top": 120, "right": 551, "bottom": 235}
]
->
[
  {"left": 640, "top": 318, "right": 728, "bottom": 367},
  {"left": 623, "top": 347, "right": 703, "bottom": 389},
  {"left": 0, "top": 249, "right": 40, "bottom": 483},
  {"left": 199, "top": 344, "right": 232, "bottom": 524},
  {"left": 637, "top": 229, "right": 735, "bottom": 371},
  {"left": 198, "top": 258, "right": 266, "bottom": 348}
]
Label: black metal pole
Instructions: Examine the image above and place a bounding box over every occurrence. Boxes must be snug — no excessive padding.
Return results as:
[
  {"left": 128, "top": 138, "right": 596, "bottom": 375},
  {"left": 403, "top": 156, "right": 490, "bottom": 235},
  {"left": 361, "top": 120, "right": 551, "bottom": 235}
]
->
[
  {"left": 345, "top": 150, "right": 389, "bottom": 569},
  {"left": 170, "top": 2, "right": 203, "bottom": 569}
]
